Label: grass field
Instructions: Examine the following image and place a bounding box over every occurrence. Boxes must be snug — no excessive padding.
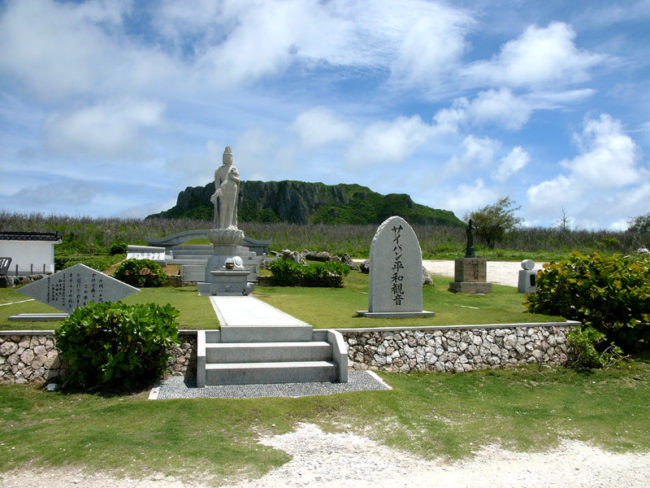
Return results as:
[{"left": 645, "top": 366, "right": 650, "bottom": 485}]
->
[
  {"left": 0, "top": 360, "right": 648, "bottom": 480},
  {"left": 0, "top": 272, "right": 562, "bottom": 331}
]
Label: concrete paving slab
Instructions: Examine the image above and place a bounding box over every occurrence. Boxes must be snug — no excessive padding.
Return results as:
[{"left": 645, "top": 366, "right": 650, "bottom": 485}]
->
[{"left": 210, "top": 296, "right": 309, "bottom": 327}]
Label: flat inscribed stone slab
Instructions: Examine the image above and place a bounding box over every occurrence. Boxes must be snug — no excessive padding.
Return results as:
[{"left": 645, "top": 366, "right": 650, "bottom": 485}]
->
[
  {"left": 17, "top": 263, "right": 139, "bottom": 313},
  {"left": 359, "top": 216, "right": 434, "bottom": 318}
]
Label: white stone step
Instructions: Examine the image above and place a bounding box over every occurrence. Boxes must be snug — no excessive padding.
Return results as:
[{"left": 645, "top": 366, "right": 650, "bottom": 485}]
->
[
  {"left": 205, "top": 361, "right": 337, "bottom": 385},
  {"left": 220, "top": 324, "right": 313, "bottom": 343},
  {"left": 206, "top": 341, "right": 332, "bottom": 363}
]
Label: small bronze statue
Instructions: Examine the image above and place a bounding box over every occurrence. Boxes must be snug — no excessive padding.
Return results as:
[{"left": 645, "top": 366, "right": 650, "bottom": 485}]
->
[{"left": 465, "top": 219, "right": 476, "bottom": 258}]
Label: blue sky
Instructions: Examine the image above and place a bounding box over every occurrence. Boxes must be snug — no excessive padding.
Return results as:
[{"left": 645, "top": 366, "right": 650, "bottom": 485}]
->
[{"left": 1, "top": 0, "right": 649, "bottom": 229}]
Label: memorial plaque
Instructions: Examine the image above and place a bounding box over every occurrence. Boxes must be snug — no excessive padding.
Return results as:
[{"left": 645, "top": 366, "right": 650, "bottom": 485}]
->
[
  {"left": 17, "top": 264, "right": 139, "bottom": 313},
  {"left": 359, "top": 216, "right": 434, "bottom": 318}
]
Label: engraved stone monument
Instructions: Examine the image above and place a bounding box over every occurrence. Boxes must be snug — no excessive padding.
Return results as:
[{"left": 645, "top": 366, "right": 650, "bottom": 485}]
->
[
  {"left": 358, "top": 216, "right": 435, "bottom": 318},
  {"left": 16, "top": 264, "right": 139, "bottom": 314},
  {"left": 449, "top": 220, "right": 492, "bottom": 294},
  {"left": 198, "top": 146, "right": 255, "bottom": 296}
]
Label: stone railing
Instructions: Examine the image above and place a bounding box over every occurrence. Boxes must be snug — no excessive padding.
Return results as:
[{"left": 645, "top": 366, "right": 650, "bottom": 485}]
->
[
  {"left": 339, "top": 322, "right": 577, "bottom": 373},
  {"left": 0, "top": 330, "right": 196, "bottom": 385}
]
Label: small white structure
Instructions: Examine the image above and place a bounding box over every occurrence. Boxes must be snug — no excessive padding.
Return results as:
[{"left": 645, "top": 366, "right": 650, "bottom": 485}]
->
[
  {"left": 0, "top": 232, "right": 62, "bottom": 275},
  {"left": 518, "top": 259, "right": 538, "bottom": 293}
]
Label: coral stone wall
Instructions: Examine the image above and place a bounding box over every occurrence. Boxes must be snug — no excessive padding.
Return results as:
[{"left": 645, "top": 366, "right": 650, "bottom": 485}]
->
[
  {"left": 0, "top": 331, "right": 197, "bottom": 385},
  {"left": 341, "top": 323, "right": 574, "bottom": 373}
]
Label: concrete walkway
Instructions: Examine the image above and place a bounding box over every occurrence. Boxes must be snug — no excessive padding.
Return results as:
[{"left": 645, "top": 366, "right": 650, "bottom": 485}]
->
[{"left": 209, "top": 296, "right": 309, "bottom": 327}]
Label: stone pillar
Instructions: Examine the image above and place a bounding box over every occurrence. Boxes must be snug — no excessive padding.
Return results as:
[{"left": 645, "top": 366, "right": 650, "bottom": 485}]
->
[{"left": 448, "top": 257, "right": 492, "bottom": 293}]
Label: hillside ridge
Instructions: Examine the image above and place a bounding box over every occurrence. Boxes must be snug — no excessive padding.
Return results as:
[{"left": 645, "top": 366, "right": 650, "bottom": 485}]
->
[{"left": 147, "top": 180, "right": 464, "bottom": 227}]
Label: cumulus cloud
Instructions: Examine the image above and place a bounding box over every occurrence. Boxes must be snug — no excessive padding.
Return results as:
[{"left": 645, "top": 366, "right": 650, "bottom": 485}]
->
[
  {"left": 493, "top": 146, "right": 530, "bottom": 182},
  {"left": 45, "top": 99, "right": 165, "bottom": 158},
  {"left": 0, "top": 0, "right": 178, "bottom": 101},
  {"left": 467, "top": 88, "right": 532, "bottom": 130},
  {"left": 443, "top": 179, "right": 498, "bottom": 219},
  {"left": 464, "top": 22, "right": 602, "bottom": 88},
  {"left": 291, "top": 108, "right": 354, "bottom": 149},
  {"left": 345, "top": 115, "right": 435, "bottom": 165},
  {"left": 527, "top": 114, "right": 647, "bottom": 225}
]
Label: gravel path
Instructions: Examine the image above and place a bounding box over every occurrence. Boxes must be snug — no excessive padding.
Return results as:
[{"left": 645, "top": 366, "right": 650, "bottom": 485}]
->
[{"left": 2, "top": 423, "right": 648, "bottom": 488}]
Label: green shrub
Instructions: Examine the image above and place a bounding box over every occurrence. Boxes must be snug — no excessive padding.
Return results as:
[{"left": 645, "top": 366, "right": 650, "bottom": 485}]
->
[
  {"left": 268, "top": 259, "right": 305, "bottom": 286},
  {"left": 302, "top": 261, "right": 351, "bottom": 287},
  {"left": 54, "top": 302, "right": 179, "bottom": 391},
  {"left": 113, "top": 259, "right": 168, "bottom": 287},
  {"left": 567, "top": 326, "right": 623, "bottom": 371},
  {"left": 109, "top": 241, "right": 128, "bottom": 255},
  {"left": 268, "top": 259, "right": 350, "bottom": 287},
  {"left": 526, "top": 252, "right": 650, "bottom": 353}
]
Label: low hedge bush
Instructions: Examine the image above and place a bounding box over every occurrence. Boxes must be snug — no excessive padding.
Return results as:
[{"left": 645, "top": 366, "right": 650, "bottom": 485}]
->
[
  {"left": 268, "top": 259, "right": 350, "bottom": 287},
  {"left": 526, "top": 252, "right": 649, "bottom": 354},
  {"left": 54, "top": 301, "right": 179, "bottom": 391},
  {"left": 113, "top": 259, "right": 167, "bottom": 287}
]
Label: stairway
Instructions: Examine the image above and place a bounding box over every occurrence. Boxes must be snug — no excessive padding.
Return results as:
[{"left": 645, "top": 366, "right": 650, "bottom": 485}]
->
[{"left": 197, "top": 296, "right": 348, "bottom": 386}]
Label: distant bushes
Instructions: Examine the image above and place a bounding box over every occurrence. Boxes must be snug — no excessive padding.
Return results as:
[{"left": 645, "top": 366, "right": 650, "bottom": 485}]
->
[
  {"left": 526, "top": 252, "right": 649, "bottom": 358},
  {"left": 113, "top": 259, "right": 167, "bottom": 287},
  {"left": 55, "top": 302, "right": 179, "bottom": 391},
  {"left": 2, "top": 212, "right": 648, "bottom": 259},
  {"left": 55, "top": 254, "right": 123, "bottom": 273},
  {"left": 268, "top": 259, "right": 350, "bottom": 287}
]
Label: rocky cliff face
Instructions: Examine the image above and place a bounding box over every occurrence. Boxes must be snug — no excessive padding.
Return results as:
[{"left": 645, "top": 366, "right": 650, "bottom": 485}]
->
[{"left": 147, "top": 180, "right": 464, "bottom": 227}]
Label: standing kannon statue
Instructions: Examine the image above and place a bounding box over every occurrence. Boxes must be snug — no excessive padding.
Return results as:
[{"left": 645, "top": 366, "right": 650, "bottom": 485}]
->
[{"left": 210, "top": 146, "right": 240, "bottom": 229}]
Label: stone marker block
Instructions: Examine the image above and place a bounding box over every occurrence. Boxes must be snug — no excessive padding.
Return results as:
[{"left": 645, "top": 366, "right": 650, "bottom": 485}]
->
[
  {"left": 359, "top": 216, "right": 434, "bottom": 318},
  {"left": 449, "top": 257, "right": 492, "bottom": 294},
  {"left": 17, "top": 263, "right": 139, "bottom": 313}
]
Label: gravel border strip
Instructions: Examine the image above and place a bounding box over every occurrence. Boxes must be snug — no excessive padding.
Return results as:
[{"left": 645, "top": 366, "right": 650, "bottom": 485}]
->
[{"left": 151, "top": 370, "right": 390, "bottom": 400}]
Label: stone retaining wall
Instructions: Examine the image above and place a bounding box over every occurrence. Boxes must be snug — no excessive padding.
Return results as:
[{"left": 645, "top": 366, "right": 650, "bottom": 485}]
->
[
  {"left": 1, "top": 322, "right": 577, "bottom": 384},
  {"left": 340, "top": 322, "right": 576, "bottom": 373},
  {"left": 0, "top": 331, "right": 197, "bottom": 385}
]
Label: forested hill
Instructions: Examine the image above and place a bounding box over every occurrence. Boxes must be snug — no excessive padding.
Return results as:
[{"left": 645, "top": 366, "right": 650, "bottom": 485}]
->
[{"left": 146, "top": 180, "right": 465, "bottom": 227}]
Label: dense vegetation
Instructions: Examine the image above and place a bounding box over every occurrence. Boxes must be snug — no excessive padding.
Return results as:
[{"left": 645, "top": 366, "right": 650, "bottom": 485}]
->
[
  {"left": 54, "top": 302, "right": 179, "bottom": 391},
  {"left": 146, "top": 180, "right": 465, "bottom": 226},
  {"left": 2, "top": 212, "right": 647, "bottom": 263},
  {"left": 526, "top": 252, "right": 649, "bottom": 356},
  {"left": 113, "top": 259, "right": 168, "bottom": 287},
  {"left": 268, "top": 259, "right": 350, "bottom": 287}
]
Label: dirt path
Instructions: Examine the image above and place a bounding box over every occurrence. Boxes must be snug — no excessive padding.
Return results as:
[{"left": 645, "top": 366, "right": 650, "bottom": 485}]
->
[{"left": 2, "top": 423, "right": 648, "bottom": 488}]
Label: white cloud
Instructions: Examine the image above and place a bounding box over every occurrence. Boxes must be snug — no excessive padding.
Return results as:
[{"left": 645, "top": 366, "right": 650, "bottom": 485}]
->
[
  {"left": 527, "top": 114, "right": 647, "bottom": 225},
  {"left": 444, "top": 179, "right": 498, "bottom": 219},
  {"left": 493, "top": 146, "right": 530, "bottom": 182},
  {"left": 467, "top": 88, "right": 532, "bottom": 130},
  {"left": 345, "top": 115, "right": 435, "bottom": 165},
  {"left": 45, "top": 99, "right": 165, "bottom": 158},
  {"left": 0, "top": 0, "right": 178, "bottom": 101},
  {"left": 464, "top": 22, "right": 602, "bottom": 88},
  {"left": 564, "top": 114, "right": 640, "bottom": 187},
  {"left": 444, "top": 135, "right": 500, "bottom": 176},
  {"left": 291, "top": 108, "right": 354, "bottom": 149}
]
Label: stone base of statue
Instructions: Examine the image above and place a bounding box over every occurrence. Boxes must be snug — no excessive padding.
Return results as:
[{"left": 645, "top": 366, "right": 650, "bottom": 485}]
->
[
  {"left": 448, "top": 257, "right": 492, "bottom": 294},
  {"left": 197, "top": 228, "right": 256, "bottom": 296}
]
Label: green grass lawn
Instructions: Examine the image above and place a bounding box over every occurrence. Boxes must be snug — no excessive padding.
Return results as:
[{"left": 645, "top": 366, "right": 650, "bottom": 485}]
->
[
  {"left": 0, "top": 272, "right": 562, "bottom": 331},
  {"left": 254, "top": 271, "right": 564, "bottom": 328},
  {"left": 0, "top": 286, "right": 217, "bottom": 331},
  {"left": 0, "top": 360, "right": 648, "bottom": 481}
]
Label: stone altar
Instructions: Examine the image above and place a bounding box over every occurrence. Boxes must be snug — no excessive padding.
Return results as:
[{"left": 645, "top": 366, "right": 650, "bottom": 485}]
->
[{"left": 197, "top": 146, "right": 255, "bottom": 296}]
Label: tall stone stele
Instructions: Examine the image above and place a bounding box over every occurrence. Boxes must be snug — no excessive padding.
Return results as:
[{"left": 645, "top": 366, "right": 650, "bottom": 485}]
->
[
  {"left": 197, "top": 146, "right": 255, "bottom": 296},
  {"left": 448, "top": 219, "right": 492, "bottom": 294},
  {"left": 358, "top": 216, "right": 435, "bottom": 318}
]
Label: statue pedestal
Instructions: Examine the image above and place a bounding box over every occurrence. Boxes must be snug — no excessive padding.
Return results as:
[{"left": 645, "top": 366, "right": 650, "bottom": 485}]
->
[
  {"left": 198, "top": 228, "right": 256, "bottom": 296},
  {"left": 448, "top": 257, "right": 492, "bottom": 294}
]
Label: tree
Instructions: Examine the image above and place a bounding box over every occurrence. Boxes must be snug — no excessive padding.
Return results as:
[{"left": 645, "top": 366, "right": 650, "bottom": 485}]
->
[
  {"left": 468, "top": 197, "right": 521, "bottom": 249},
  {"left": 628, "top": 213, "right": 650, "bottom": 234}
]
